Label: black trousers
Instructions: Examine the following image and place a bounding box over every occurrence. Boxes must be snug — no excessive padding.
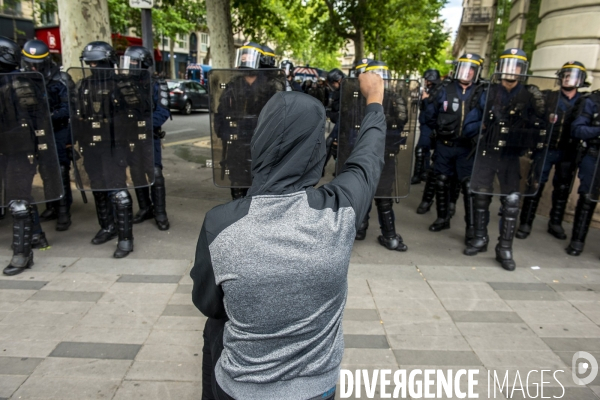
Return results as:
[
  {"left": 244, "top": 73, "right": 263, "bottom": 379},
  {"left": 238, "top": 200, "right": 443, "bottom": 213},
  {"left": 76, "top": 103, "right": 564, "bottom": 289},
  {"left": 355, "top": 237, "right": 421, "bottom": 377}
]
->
[{"left": 201, "top": 318, "right": 336, "bottom": 400}]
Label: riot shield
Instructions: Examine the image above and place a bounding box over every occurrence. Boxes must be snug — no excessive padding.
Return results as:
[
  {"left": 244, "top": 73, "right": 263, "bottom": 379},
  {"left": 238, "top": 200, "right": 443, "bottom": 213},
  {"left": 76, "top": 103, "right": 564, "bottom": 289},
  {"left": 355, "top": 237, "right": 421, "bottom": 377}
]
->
[
  {"left": 209, "top": 69, "right": 286, "bottom": 188},
  {"left": 336, "top": 78, "right": 419, "bottom": 199},
  {"left": 470, "top": 74, "right": 559, "bottom": 196},
  {"left": 67, "top": 67, "right": 154, "bottom": 191},
  {"left": 0, "top": 72, "right": 62, "bottom": 207},
  {"left": 588, "top": 157, "right": 600, "bottom": 201}
]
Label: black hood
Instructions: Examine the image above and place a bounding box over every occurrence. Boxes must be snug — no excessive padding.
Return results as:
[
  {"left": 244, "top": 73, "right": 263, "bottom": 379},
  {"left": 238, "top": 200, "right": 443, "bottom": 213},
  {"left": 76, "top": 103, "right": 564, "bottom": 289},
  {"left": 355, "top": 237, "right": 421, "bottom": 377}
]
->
[{"left": 247, "top": 91, "right": 326, "bottom": 196}]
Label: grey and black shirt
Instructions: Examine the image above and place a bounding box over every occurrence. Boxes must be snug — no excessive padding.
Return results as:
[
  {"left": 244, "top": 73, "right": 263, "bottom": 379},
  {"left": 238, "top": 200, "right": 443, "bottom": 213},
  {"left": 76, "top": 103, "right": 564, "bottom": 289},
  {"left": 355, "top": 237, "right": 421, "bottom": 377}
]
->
[{"left": 191, "top": 91, "right": 386, "bottom": 400}]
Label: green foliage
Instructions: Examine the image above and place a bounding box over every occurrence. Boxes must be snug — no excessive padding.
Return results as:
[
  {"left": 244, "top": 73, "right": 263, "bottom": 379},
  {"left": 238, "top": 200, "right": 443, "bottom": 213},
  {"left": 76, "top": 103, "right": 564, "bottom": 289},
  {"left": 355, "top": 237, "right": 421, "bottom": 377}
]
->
[
  {"left": 426, "top": 39, "right": 453, "bottom": 77},
  {"left": 522, "top": 0, "right": 541, "bottom": 60},
  {"left": 488, "top": 0, "right": 511, "bottom": 76}
]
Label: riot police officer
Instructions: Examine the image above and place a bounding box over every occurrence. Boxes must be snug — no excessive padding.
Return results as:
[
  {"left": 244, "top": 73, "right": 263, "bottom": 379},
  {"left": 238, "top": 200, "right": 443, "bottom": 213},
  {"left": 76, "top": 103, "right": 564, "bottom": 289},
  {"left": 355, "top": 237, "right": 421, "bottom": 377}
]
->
[
  {"left": 1, "top": 36, "right": 56, "bottom": 275},
  {"left": 424, "top": 54, "right": 485, "bottom": 244},
  {"left": 353, "top": 60, "right": 408, "bottom": 250},
  {"left": 464, "top": 49, "right": 546, "bottom": 270},
  {"left": 214, "top": 42, "right": 284, "bottom": 200},
  {"left": 517, "top": 61, "right": 587, "bottom": 240},
  {"left": 75, "top": 41, "right": 135, "bottom": 258},
  {"left": 281, "top": 60, "right": 301, "bottom": 91},
  {"left": 21, "top": 39, "right": 73, "bottom": 232},
  {"left": 566, "top": 81, "right": 600, "bottom": 256},
  {"left": 124, "top": 45, "right": 171, "bottom": 231},
  {"left": 412, "top": 68, "right": 441, "bottom": 185},
  {"left": 322, "top": 68, "right": 346, "bottom": 174}
]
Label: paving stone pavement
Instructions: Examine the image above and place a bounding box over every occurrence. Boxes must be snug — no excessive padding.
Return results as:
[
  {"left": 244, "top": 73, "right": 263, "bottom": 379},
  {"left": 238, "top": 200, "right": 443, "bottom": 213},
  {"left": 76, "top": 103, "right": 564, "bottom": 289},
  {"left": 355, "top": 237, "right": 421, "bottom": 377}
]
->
[{"left": 0, "top": 146, "right": 599, "bottom": 399}]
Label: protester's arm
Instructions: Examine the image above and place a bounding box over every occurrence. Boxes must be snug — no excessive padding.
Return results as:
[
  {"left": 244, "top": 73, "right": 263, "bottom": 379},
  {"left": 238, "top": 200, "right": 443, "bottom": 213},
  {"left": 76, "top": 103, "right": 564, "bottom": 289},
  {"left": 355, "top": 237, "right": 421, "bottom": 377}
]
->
[
  {"left": 322, "top": 73, "right": 386, "bottom": 229},
  {"left": 190, "top": 221, "right": 227, "bottom": 319}
]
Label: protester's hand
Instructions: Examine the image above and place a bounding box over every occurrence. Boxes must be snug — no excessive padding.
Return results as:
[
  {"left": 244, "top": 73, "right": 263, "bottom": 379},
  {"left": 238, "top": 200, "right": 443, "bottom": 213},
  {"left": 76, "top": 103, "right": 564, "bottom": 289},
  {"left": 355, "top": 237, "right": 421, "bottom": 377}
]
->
[
  {"left": 421, "top": 91, "right": 430, "bottom": 100},
  {"left": 359, "top": 72, "right": 384, "bottom": 105}
]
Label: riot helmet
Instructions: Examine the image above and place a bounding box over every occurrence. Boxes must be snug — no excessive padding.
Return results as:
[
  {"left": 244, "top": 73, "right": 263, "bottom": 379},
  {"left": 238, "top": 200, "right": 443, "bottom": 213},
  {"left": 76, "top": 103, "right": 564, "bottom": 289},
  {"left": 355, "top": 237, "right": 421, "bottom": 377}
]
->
[
  {"left": 557, "top": 61, "right": 587, "bottom": 89},
  {"left": 365, "top": 60, "right": 390, "bottom": 80},
  {"left": 496, "top": 48, "right": 528, "bottom": 81},
  {"left": 326, "top": 68, "right": 345, "bottom": 90},
  {"left": 81, "top": 41, "right": 118, "bottom": 68},
  {"left": 21, "top": 39, "right": 55, "bottom": 79},
  {"left": 423, "top": 69, "right": 441, "bottom": 86},
  {"left": 454, "top": 53, "right": 483, "bottom": 84},
  {"left": 0, "top": 36, "right": 20, "bottom": 72},
  {"left": 350, "top": 58, "right": 373, "bottom": 77},
  {"left": 123, "top": 45, "right": 154, "bottom": 70},
  {"left": 235, "top": 42, "right": 263, "bottom": 69},
  {"left": 280, "top": 60, "right": 294, "bottom": 77},
  {"left": 260, "top": 44, "right": 276, "bottom": 68}
]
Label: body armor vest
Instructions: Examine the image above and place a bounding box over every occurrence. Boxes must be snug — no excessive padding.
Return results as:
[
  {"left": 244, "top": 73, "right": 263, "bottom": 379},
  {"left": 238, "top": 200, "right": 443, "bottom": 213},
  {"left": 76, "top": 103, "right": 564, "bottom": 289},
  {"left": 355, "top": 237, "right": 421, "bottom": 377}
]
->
[
  {"left": 544, "top": 90, "right": 577, "bottom": 150},
  {"left": 581, "top": 91, "right": 600, "bottom": 146},
  {"left": 436, "top": 82, "right": 480, "bottom": 140}
]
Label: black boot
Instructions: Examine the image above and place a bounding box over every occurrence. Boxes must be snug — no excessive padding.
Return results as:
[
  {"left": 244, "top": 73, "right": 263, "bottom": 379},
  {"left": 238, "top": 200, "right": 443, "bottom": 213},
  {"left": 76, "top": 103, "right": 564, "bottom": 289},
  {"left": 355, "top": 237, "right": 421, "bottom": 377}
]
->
[
  {"left": 548, "top": 183, "right": 569, "bottom": 240},
  {"left": 91, "top": 192, "right": 117, "bottom": 245},
  {"left": 464, "top": 194, "right": 491, "bottom": 256},
  {"left": 376, "top": 199, "right": 407, "bottom": 251},
  {"left": 151, "top": 167, "right": 170, "bottom": 231},
  {"left": 133, "top": 187, "right": 154, "bottom": 224},
  {"left": 231, "top": 188, "right": 248, "bottom": 200},
  {"left": 30, "top": 205, "right": 49, "bottom": 249},
  {"left": 56, "top": 165, "right": 72, "bottom": 231},
  {"left": 462, "top": 178, "right": 474, "bottom": 245},
  {"left": 566, "top": 194, "right": 597, "bottom": 256},
  {"left": 417, "top": 169, "right": 435, "bottom": 214},
  {"left": 429, "top": 174, "right": 450, "bottom": 231},
  {"left": 113, "top": 190, "right": 134, "bottom": 258},
  {"left": 495, "top": 193, "right": 520, "bottom": 271},
  {"left": 449, "top": 176, "right": 461, "bottom": 218},
  {"left": 411, "top": 147, "right": 424, "bottom": 184},
  {"left": 4, "top": 201, "right": 34, "bottom": 276},
  {"left": 516, "top": 183, "right": 544, "bottom": 239},
  {"left": 355, "top": 216, "right": 368, "bottom": 240},
  {"left": 39, "top": 202, "right": 58, "bottom": 222}
]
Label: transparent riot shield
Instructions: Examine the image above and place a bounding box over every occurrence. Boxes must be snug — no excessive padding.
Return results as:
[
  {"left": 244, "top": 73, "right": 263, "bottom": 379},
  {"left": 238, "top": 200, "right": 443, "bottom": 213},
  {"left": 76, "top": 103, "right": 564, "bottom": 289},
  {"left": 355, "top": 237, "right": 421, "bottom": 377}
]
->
[
  {"left": 588, "top": 157, "right": 600, "bottom": 201},
  {"left": 336, "top": 78, "right": 419, "bottom": 199},
  {"left": 209, "top": 69, "right": 286, "bottom": 188},
  {"left": 0, "top": 72, "right": 62, "bottom": 207},
  {"left": 470, "top": 74, "right": 559, "bottom": 196},
  {"left": 67, "top": 67, "right": 154, "bottom": 191}
]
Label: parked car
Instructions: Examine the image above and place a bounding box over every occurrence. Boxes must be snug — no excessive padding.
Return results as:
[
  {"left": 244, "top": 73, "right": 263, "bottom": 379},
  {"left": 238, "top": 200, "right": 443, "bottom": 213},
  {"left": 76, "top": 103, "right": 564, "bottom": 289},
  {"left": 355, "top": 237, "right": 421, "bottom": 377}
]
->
[{"left": 167, "top": 79, "right": 209, "bottom": 115}]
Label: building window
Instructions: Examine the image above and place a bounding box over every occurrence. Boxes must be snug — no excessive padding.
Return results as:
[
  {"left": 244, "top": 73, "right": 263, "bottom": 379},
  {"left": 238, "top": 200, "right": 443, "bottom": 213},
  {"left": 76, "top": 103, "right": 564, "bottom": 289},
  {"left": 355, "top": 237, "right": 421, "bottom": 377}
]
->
[
  {"left": 40, "top": 11, "right": 56, "bottom": 26},
  {"left": 177, "top": 33, "right": 187, "bottom": 49},
  {"left": 162, "top": 36, "right": 169, "bottom": 48},
  {"left": 2, "top": 0, "right": 22, "bottom": 16},
  {"left": 200, "top": 33, "right": 208, "bottom": 52}
]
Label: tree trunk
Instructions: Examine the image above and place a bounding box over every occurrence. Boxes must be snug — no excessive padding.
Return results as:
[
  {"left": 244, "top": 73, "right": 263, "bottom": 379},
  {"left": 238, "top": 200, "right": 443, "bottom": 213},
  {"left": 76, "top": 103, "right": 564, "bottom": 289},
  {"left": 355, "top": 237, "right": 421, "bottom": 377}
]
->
[
  {"left": 353, "top": 28, "right": 365, "bottom": 64},
  {"left": 169, "top": 39, "right": 176, "bottom": 79},
  {"left": 57, "top": 0, "right": 111, "bottom": 69},
  {"left": 206, "top": 0, "right": 234, "bottom": 68}
]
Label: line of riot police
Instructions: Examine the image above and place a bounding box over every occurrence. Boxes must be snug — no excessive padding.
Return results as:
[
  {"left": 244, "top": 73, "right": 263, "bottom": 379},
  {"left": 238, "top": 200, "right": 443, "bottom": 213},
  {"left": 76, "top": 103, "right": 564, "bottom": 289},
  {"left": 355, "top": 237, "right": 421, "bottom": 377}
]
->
[{"left": 0, "top": 36, "right": 171, "bottom": 276}]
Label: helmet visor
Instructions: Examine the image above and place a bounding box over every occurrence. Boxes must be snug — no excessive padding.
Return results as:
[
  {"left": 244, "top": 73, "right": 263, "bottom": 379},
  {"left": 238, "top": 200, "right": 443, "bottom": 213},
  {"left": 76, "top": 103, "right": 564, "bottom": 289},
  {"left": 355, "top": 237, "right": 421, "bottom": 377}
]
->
[
  {"left": 560, "top": 67, "right": 585, "bottom": 88},
  {"left": 365, "top": 66, "right": 390, "bottom": 80},
  {"left": 498, "top": 57, "right": 528, "bottom": 80},
  {"left": 235, "top": 46, "right": 261, "bottom": 69},
  {"left": 21, "top": 56, "right": 52, "bottom": 77},
  {"left": 283, "top": 63, "right": 292, "bottom": 76},
  {"left": 455, "top": 61, "right": 479, "bottom": 83}
]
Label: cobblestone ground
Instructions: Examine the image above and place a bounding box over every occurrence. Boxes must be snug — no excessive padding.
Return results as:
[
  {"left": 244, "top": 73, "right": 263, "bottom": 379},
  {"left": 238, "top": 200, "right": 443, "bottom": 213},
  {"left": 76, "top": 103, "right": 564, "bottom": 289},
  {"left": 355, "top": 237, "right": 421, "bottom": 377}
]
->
[{"left": 0, "top": 130, "right": 599, "bottom": 399}]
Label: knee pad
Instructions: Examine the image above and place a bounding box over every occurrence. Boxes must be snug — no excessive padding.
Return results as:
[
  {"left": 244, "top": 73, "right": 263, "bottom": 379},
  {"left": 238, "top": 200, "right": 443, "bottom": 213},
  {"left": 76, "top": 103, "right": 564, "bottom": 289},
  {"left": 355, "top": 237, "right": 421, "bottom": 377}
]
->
[
  {"left": 502, "top": 192, "right": 520, "bottom": 217},
  {"left": 461, "top": 177, "right": 471, "bottom": 195},
  {"left": 113, "top": 190, "right": 132, "bottom": 207},
  {"left": 435, "top": 174, "right": 449, "bottom": 188},
  {"left": 153, "top": 166, "right": 165, "bottom": 184},
  {"left": 9, "top": 200, "right": 30, "bottom": 216},
  {"left": 375, "top": 198, "right": 393, "bottom": 212},
  {"left": 473, "top": 194, "right": 491, "bottom": 209}
]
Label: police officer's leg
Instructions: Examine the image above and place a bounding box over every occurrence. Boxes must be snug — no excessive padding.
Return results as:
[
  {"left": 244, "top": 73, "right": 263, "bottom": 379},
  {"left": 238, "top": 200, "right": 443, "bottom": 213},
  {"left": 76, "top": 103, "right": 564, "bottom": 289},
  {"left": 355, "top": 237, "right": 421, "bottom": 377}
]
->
[
  {"left": 38, "top": 162, "right": 58, "bottom": 222},
  {"left": 496, "top": 192, "right": 520, "bottom": 271},
  {"left": 355, "top": 203, "right": 370, "bottom": 241},
  {"left": 132, "top": 143, "right": 155, "bottom": 224},
  {"left": 455, "top": 150, "right": 475, "bottom": 245},
  {"left": 429, "top": 145, "right": 453, "bottom": 232},
  {"left": 516, "top": 150, "right": 551, "bottom": 239},
  {"left": 411, "top": 146, "right": 425, "bottom": 184},
  {"left": 55, "top": 164, "right": 72, "bottom": 231},
  {"left": 4, "top": 200, "right": 34, "bottom": 275},
  {"left": 152, "top": 166, "right": 170, "bottom": 230},
  {"left": 112, "top": 190, "right": 134, "bottom": 258},
  {"left": 417, "top": 167, "right": 436, "bottom": 214},
  {"left": 54, "top": 127, "right": 72, "bottom": 231},
  {"left": 30, "top": 204, "right": 49, "bottom": 249},
  {"left": 449, "top": 174, "right": 462, "bottom": 218},
  {"left": 548, "top": 156, "right": 572, "bottom": 240},
  {"left": 228, "top": 143, "right": 249, "bottom": 200},
  {"left": 464, "top": 156, "right": 495, "bottom": 255},
  {"left": 566, "top": 155, "right": 597, "bottom": 256},
  {"left": 91, "top": 191, "right": 117, "bottom": 244},
  {"left": 376, "top": 198, "right": 407, "bottom": 251}
]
